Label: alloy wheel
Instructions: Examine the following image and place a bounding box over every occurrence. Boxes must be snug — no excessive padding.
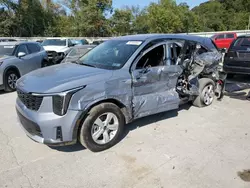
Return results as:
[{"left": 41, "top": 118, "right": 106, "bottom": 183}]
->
[{"left": 91, "top": 112, "right": 119, "bottom": 145}]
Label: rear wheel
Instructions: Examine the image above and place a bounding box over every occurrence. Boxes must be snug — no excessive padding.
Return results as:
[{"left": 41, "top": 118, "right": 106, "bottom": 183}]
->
[
  {"left": 192, "top": 78, "right": 215, "bottom": 108},
  {"left": 4, "top": 70, "right": 20, "bottom": 92},
  {"left": 79, "top": 103, "right": 125, "bottom": 152}
]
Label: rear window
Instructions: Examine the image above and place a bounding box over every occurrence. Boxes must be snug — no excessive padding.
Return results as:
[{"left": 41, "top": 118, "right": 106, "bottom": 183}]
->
[
  {"left": 226, "top": 34, "right": 235, "bottom": 39},
  {"left": 216, "top": 34, "right": 224, "bottom": 39},
  {"left": 231, "top": 37, "right": 250, "bottom": 50}
]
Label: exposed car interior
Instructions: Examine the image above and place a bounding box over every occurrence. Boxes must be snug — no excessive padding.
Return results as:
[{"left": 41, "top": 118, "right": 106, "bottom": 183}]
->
[{"left": 136, "top": 45, "right": 165, "bottom": 69}]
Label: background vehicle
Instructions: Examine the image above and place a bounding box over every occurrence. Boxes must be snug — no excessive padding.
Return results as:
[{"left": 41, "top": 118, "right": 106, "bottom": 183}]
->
[
  {"left": 61, "top": 45, "right": 96, "bottom": 63},
  {"left": 16, "top": 34, "right": 225, "bottom": 152},
  {"left": 42, "top": 38, "right": 74, "bottom": 64},
  {"left": 0, "top": 38, "right": 17, "bottom": 42},
  {"left": 72, "top": 39, "right": 89, "bottom": 46},
  {"left": 91, "top": 39, "right": 106, "bottom": 45},
  {"left": 0, "top": 41, "right": 48, "bottom": 91},
  {"left": 223, "top": 35, "right": 250, "bottom": 77},
  {"left": 211, "top": 32, "right": 237, "bottom": 50}
]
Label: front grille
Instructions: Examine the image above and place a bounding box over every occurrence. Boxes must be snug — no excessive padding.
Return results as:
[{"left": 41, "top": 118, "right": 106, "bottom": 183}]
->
[
  {"left": 46, "top": 51, "right": 58, "bottom": 58},
  {"left": 17, "top": 89, "right": 43, "bottom": 111},
  {"left": 16, "top": 109, "right": 42, "bottom": 137}
]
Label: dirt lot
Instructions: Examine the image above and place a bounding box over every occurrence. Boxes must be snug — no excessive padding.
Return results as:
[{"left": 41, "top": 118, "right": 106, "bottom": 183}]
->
[{"left": 1, "top": 78, "right": 250, "bottom": 188}]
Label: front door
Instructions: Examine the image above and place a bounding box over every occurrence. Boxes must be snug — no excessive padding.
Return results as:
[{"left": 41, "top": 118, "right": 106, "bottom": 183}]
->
[
  {"left": 15, "top": 44, "right": 34, "bottom": 75},
  {"left": 131, "top": 42, "right": 183, "bottom": 119}
]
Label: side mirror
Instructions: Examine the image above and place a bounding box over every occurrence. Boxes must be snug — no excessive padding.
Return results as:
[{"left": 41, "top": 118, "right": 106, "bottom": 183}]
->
[{"left": 17, "top": 52, "right": 26, "bottom": 58}]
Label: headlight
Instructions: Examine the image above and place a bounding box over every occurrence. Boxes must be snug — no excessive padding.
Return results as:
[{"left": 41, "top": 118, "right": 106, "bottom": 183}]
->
[
  {"left": 32, "top": 86, "right": 85, "bottom": 116},
  {"left": 0, "top": 61, "right": 3, "bottom": 66}
]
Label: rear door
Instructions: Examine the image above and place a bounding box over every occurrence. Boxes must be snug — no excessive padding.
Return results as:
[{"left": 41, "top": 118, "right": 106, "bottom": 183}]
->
[
  {"left": 131, "top": 42, "right": 183, "bottom": 119},
  {"left": 214, "top": 34, "right": 225, "bottom": 49},
  {"left": 225, "top": 37, "right": 250, "bottom": 70}
]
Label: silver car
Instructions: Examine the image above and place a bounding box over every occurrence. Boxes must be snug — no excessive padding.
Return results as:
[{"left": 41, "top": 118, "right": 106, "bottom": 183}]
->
[
  {"left": 0, "top": 41, "right": 48, "bottom": 91},
  {"left": 15, "top": 34, "right": 226, "bottom": 152}
]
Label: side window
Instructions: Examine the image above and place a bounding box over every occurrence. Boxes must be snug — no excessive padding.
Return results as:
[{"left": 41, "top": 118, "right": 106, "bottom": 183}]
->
[
  {"left": 68, "top": 40, "right": 73, "bottom": 47},
  {"left": 136, "top": 45, "right": 165, "bottom": 69},
  {"left": 216, "top": 34, "right": 225, "bottom": 39},
  {"left": 226, "top": 34, "right": 235, "bottom": 39},
  {"left": 27, "top": 43, "right": 41, "bottom": 54},
  {"left": 16, "top": 44, "right": 29, "bottom": 55}
]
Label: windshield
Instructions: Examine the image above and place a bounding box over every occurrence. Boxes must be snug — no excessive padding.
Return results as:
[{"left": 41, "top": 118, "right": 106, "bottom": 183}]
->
[
  {"left": 0, "top": 45, "right": 15, "bottom": 56},
  {"left": 42, "top": 39, "right": 66, "bottom": 46},
  {"left": 68, "top": 47, "right": 93, "bottom": 57},
  {"left": 78, "top": 40, "right": 142, "bottom": 70},
  {"left": 231, "top": 37, "right": 250, "bottom": 50}
]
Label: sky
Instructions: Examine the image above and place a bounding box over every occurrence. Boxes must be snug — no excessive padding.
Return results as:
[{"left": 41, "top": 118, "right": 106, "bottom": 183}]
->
[{"left": 113, "top": 0, "right": 208, "bottom": 9}]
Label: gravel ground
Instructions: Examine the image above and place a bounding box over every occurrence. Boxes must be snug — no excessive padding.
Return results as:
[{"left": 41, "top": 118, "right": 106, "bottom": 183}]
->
[{"left": 0, "top": 83, "right": 250, "bottom": 188}]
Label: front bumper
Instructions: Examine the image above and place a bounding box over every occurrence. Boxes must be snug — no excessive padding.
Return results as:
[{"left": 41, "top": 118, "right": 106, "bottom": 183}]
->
[{"left": 16, "top": 96, "right": 83, "bottom": 146}]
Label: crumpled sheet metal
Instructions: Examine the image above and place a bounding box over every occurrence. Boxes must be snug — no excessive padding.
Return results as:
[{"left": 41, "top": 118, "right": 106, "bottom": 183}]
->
[
  {"left": 132, "top": 66, "right": 182, "bottom": 119},
  {"left": 70, "top": 65, "right": 182, "bottom": 121},
  {"left": 194, "top": 51, "right": 222, "bottom": 72},
  {"left": 69, "top": 72, "right": 134, "bottom": 122},
  {"left": 188, "top": 51, "right": 222, "bottom": 81}
]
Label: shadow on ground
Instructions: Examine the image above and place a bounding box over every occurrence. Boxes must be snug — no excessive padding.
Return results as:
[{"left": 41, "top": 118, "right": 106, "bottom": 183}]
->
[
  {"left": 49, "top": 142, "right": 86, "bottom": 152},
  {"left": 122, "top": 103, "right": 192, "bottom": 140}
]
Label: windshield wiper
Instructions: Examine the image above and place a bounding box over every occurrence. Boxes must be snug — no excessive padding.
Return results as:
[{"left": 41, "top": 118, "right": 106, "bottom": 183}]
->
[
  {"left": 81, "top": 63, "right": 96, "bottom": 68},
  {"left": 72, "top": 60, "right": 96, "bottom": 68}
]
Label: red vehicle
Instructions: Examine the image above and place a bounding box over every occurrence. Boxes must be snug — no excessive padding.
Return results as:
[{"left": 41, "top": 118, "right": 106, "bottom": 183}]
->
[{"left": 211, "top": 32, "right": 237, "bottom": 49}]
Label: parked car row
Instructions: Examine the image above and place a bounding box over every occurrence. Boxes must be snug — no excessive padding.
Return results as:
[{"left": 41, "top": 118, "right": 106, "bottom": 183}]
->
[
  {"left": 0, "top": 38, "right": 97, "bottom": 91},
  {"left": 14, "top": 34, "right": 227, "bottom": 152}
]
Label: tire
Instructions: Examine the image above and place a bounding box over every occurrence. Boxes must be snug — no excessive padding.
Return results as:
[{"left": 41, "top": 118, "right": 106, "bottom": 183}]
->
[
  {"left": 79, "top": 103, "right": 125, "bottom": 152},
  {"left": 42, "top": 60, "right": 49, "bottom": 67},
  {"left": 4, "top": 70, "right": 20, "bottom": 92},
  {"left": 192, "top": 78, "right": 215, "bottom": 108}
]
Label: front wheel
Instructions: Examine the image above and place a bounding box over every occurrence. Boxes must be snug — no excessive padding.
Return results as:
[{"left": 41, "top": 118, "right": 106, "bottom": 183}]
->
[
  {"left": 4, "top": 70, "right": 20, "bottom": 92},
  {"left": 192, "top": 78, "right": 215, "bottom": 108},
  {"left": 79, "top": 103, "right": 125, "bottom": 152}
]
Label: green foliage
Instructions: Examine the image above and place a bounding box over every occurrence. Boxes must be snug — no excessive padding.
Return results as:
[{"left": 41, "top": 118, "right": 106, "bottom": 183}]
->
[{"left": 0, "top": 0, "right": 250, "bottom": 37}]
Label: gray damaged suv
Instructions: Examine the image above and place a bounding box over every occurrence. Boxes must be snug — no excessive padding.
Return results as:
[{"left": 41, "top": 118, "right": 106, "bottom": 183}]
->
[
  {"left": 0, "top": 41, "right": 48, "bottom": 91},
  {"left": 15, "top": 34, "right": 226, "bottom": 152}
]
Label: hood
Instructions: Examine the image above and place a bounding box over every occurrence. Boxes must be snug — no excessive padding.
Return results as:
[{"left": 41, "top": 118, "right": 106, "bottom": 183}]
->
[
  {"left": 62, "top": 56, "right": 80, "bottom": 63},
  {"left": 0, "top": 55, "right": 14, "bottom": 61},
  {"left": 17, "top": 63, "right": 113, "bottom": 93},
  {"left": 43, "top": 46, "right": 69, "bottom": 53}
]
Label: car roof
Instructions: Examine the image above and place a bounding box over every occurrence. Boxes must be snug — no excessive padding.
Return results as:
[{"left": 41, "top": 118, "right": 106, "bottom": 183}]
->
[
  {"left": 111, "top": 34, "right": 216, "bottom": 50},
  {"left": 237, "top": 35, "right": 250, "bottom": 38},
  {"left": 0, "top": 41, "right": 40, "bottom": 46},
  {"left": 112, "top": 34, "right": 207, "bottom": 43}
]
